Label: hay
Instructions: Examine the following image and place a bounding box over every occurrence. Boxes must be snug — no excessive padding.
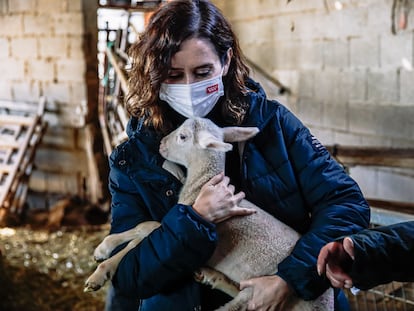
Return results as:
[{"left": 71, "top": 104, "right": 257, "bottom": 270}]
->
[{"left": 0, "top": 225, "right": 110, "bottom": 311}]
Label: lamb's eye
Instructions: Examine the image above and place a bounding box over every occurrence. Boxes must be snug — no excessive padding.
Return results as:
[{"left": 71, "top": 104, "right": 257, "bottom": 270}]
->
[{"left": 179, "top": 133, "right": 187, "bottom": 140}]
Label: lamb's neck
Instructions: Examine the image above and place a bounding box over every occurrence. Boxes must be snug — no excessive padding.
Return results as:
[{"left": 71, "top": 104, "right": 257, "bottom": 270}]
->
[{"left": 178, "top": 152, "right": 225, "bottom": 205}]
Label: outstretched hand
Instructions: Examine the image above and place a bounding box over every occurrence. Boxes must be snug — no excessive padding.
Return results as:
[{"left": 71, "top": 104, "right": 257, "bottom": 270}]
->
[
  {"left": 239, "top": 275, "right": 293, "bottom": 311},
  {"left": 192, "top": 172, "right": 254, "bottom": 223},
  {"left": 317, "top": 237, "right": 355, "bottom": 289}
]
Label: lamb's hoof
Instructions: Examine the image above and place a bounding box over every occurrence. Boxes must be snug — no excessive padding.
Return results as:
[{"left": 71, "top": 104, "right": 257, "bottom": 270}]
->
[
  {"left": 194, "top": 267, "right": 218, "bottom": 285},
  {"left": 84, "top": 282, "right": 102, "bottom": 292},
  {"left": 93, "top": 244, "right": 111, "bottom": 262},
  {"left": 193, "top": 269, "right": 205, "bottom": 283},
  {"left": 84, "top": 268, "right": 110, "bottom": 292},
  {"left": 93, "top": 255, "right": 106, "bottom": 263}
]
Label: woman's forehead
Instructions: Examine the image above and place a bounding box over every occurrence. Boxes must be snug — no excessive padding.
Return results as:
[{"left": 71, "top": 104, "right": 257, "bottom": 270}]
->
[{"left": 170, "top": 38, "right": 220, "bottom": 69}]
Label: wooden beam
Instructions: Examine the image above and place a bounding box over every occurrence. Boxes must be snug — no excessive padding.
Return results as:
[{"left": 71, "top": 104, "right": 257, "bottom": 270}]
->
[
  {"left": 98, "top": 1, "right": 162, "bottom": 12},
  {"left": 367, "top": 198, "right": 414, "bottom": 216},
  {"left": 0, "top": 115, "right": 34, "bottom": 126},
  {"left": 106, "top": 46, "right": 130, "bottom": 95},
  {"left": 326, "top": 145, "right": 414, "bottom": 169},
  {"left": 0, "top": 116, "right": 38, "bottom": 208}
]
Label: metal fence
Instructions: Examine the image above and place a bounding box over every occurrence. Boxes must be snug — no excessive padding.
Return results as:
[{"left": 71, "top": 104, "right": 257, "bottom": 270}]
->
[{"left": 345, "top": 282, "right": 414, "bottom": 311}]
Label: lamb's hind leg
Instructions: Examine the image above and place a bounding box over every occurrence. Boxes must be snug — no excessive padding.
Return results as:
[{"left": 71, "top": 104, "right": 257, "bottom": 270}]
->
[
  {"left": 94, "top": 221, "right": 160, "bottom": 261},
  {"left": 214, "top": 288, "right": 252, "bottom": 311},
  {"left": 84, "top": 221, "right": 161, "bottom": 292},
  {"left": 194, "top": 267, "right": 254, "bottom": 311},
  {"left": 194, "top": 266, "right": 240, "bottom": 299}
]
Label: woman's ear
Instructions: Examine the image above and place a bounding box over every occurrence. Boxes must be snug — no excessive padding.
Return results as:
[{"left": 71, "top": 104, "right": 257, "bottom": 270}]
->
[{"left": 223, "top": 48, "right": 233, "bottom": 76}]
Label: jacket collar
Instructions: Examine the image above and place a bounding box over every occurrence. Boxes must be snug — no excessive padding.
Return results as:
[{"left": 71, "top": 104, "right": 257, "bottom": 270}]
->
[{"left": 242, "top": 78, "right": 278, "bottom": 130}]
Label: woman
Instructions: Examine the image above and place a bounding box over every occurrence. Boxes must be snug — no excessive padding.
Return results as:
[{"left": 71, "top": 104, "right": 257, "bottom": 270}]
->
[
  {"left": 317, "top": 221, "right": 414, "bottom": 291},
  {"left": 105, "top": 0, "right": 370, "bottom": 310}
]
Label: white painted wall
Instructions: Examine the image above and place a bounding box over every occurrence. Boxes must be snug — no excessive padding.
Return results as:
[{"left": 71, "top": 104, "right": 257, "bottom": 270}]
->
[
  {"left": 214, "top": 0, "right": 414, "bottom": 204},
  {"left": 0, "top": 0, "right": 89, "bottom": 200}
]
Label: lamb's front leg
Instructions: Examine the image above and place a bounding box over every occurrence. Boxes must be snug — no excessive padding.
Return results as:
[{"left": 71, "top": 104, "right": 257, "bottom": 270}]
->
[
  {"left": 84, "top": 221, "right": 161, "bottom": 292},
  {"left": 94, "top": 221, "right": 161, "bottom": 261},
  {"left": 84, "top": 237, "right": 141, "bottom": 292}
]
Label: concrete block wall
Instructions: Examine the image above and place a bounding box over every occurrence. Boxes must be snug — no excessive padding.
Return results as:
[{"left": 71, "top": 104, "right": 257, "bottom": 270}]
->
[
  {"left": 0, "top": 0, "right": 87, "bottom": 127},
  {"left": 0, "top": 0, "right": 91, "bottom": 205},
  {"left": 214, "top": 0, "right": 414, "bottom": 203}
]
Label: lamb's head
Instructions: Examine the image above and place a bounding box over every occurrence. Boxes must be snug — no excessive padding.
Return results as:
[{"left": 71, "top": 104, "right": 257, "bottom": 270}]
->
[{"left": 159, "top": 117, "right": 259, "bottom": 168}]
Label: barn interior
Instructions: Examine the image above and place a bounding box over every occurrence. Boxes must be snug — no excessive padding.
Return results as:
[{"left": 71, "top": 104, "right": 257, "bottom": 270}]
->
[{"left": 0, "top": 0, "right": 414, "bottom": 310}]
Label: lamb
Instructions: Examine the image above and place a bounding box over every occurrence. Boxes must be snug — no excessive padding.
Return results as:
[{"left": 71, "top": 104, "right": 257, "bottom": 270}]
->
[{"left": 84, "top": 117, "right": 334, "bottom": 310}]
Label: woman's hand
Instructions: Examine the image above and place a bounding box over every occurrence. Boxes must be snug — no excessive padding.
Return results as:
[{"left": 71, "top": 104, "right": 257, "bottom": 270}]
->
[
  {"left": 317, "top": 237, "right": 355, "bottom": 289},
  {"left": 239, "top": 275, "right": 293, "bottom": 311},
  {"left": 192, "top": 172, "right": 254, "bottom": 223}
]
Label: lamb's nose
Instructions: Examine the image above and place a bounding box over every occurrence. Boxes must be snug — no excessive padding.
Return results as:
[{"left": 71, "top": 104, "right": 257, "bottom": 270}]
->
[{"left": 159, "top": 141, "right": 166, "bottom": 153}]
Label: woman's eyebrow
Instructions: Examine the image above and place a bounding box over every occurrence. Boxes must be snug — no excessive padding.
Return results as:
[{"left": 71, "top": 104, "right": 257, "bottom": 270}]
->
[
  {"left": 195, "top": 64, "right": 213, "bottom": 70},
  {"left": 169, "top": 63, "right": 214, "bottom": 71}
]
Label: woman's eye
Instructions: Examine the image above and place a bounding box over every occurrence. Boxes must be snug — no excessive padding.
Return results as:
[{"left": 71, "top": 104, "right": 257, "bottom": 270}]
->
[
  {"left": 168, "top": 73, "right": 182, "bottom": 80},
  {"left": 195, "top": 70, "right": 211, "bottom": 78}
]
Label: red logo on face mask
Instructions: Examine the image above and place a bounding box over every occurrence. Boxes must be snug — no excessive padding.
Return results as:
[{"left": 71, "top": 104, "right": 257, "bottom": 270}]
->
[{"left": 206, "top": 84, "right": 219, "bottom": 94}]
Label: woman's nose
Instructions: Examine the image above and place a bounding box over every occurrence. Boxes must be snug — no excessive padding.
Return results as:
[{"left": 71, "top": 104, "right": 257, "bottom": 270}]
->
[{"left": 183, "top": 73, "right": 195, "bottom": 84}]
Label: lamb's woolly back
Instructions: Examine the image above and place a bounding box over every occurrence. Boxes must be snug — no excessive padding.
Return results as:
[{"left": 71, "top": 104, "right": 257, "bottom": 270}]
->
[
  {"left": 159, "top": 117, "right": 258, "bottom": 205},
  {"left": 86, "top": 117, "right": 334, "bottom": 310},
  {"left": 160, "top": 118, "right": 334, "bottom": 310}
]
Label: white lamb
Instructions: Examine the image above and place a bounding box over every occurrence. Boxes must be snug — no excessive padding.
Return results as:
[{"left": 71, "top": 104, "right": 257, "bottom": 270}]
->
[{"left": 84, "top": 117, "right": 333, "bottom": 310}]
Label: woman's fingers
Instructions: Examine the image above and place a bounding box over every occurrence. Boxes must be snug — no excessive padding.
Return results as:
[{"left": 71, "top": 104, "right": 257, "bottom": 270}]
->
[
  {"left": 326, "top": 264, "right": 353, "bottom": 288},
  {"left": 232, "top": 191, "right": 245, "bottom": 203},
  {"left": 317, "top": 241, "right": 354, "bottom": 289},
  {"left": 343, "top": 237, "right": 355, "bottom": 260},
  {"left": 207, "top": 172, "right": 224, "bottom": 187},
  {"left": 198, "top": 173, "right": 256, "bottom": 223},
  {"left": 317, "top": 243, "right": 332, "bottom": 276},
  {"left": 325, "top": 266, "right": 345, "bottom": 288}
]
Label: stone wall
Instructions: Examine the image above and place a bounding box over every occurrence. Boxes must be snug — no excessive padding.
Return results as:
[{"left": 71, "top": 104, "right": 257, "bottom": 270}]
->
[
  {"left": 0, "top": 0, "right": 87, "bottom": 125},
  {"left": 1, "top": 0, "right": 413, "bottom": 207},
  {"left": 0, "top": 0, "right": 98, "bottom": 207},
  {"left": 213, "top": 0, "right": 414, "bottom": 203}
]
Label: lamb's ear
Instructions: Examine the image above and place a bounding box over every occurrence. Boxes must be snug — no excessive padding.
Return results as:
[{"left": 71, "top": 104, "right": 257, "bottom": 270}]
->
[
  {"left": 198, "top": 130, "right": 233, "bottom": 152},
  {"left": 222, "top": 126, "right": 259, "bottom": 143}
]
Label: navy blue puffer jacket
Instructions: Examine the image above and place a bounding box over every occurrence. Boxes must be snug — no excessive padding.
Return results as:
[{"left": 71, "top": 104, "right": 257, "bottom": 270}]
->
[
  {"left": 107, "top": 79, "right": 370, "bottom": 310},
  {"left": 347, "top": 221, "right": 414, "bottom": 290}
]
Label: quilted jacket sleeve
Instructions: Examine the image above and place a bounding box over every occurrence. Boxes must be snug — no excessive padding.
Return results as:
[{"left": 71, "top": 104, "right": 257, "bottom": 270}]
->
[
  {"left": 111, "top": 203, "right": 217, "bottom": 298},
  {"left": 348, "top": 221, "right": 414, "bottom": 290},
  {"left": 107, "top": 148, "right": 218, "bottom": 299},
  {"left": 275, "top": 105, "right": 371, "bottom": 300}
]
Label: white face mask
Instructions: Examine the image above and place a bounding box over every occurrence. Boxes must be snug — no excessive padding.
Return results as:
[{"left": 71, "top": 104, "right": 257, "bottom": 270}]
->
[{"left": 159, "top": 70, "right": 224, "bottom": 118}]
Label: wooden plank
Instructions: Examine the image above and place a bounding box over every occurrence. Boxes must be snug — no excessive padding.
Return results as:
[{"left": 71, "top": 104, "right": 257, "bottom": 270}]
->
[
  {"left": 0, "top": 149, "right": 13, "bottom": 164},
  {"left": 0, "top": 115, "right": 38, "bottom": 208},
  {"left": 0, "top": 97, "right": 45, "bottom": 115},
  {"left": 0, "top": 164, "right": 13, "bottom": 173},
  {"left": 85, "top": 125, "right": 103, "bottom": 204},
  {"left": 0, "top": 100, "right": 39, "bottom": 113},
  {"left": 37, "top": 96, "right": 46, "bottom": 116},
  {"left": 0, "top": 123, "right": 22, "bottom": 140},
  {"left": 98, "top": 1, "right": 162, "bottom": 12},
  {"left": 0, "top": 141, "right": 21, "bottom": 148},
  {"left": 326, "top": 145, "right": 414, "bottom": 169},
  {"left": 106, "top": 46, "right": 129, "bottom": 95},
  {"left": 0, "top": 103, "right": 46, "bottom": 212},
  {"left": 0, "top": 114, "right": 34, "bottom": 126},
  {"left": 368, "top": 198, "right": 414, "bottom": 215},
  {"left": 371, "top": 207, "right": 414, "bottom": 226},
  {"left": 10, "top": 182, "right": 29, "bottom": 214}
]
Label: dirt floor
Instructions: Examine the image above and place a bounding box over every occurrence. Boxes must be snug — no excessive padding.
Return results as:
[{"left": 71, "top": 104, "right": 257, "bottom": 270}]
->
[
  {"left": 1, "top": 223, "right": 413, "bottom": 311},
  {"left": 0, "top": 225, "right": 110, "bottom": 311}
]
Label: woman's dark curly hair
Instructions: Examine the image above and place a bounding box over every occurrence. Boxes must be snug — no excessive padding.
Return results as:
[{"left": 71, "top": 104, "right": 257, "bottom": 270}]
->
[{"left": 126, "top": 0, "right": 250, "bottom": 132}]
